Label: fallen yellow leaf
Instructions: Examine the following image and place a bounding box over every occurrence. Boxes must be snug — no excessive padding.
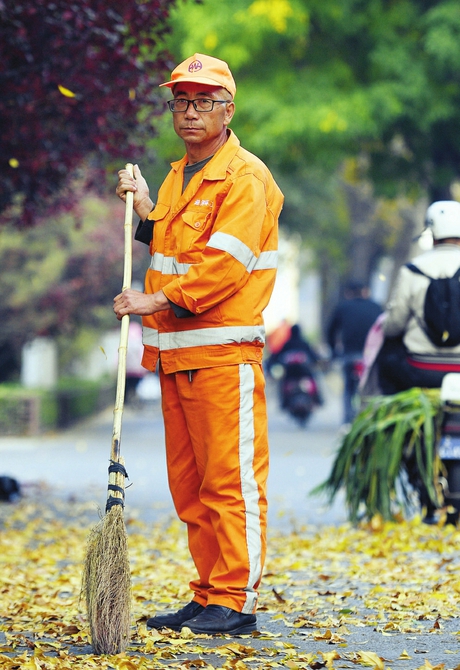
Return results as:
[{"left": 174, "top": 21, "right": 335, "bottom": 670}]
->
[
  {"left": 320, "top": 650, "right": 341, "bottom": 667},
  {"left": 356, "top": 650, "right": 385, "bottom": 669}
]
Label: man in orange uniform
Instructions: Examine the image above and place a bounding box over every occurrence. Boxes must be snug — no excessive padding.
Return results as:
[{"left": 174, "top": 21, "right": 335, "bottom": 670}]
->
[{"left": 114, "top": 53, "right": 284, "bottom": 635}]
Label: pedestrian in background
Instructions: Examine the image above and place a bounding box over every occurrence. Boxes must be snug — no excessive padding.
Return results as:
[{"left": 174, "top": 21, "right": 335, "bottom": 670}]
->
[
  {"left": 114, "top": 53, "right": 284, "bottom": 635},
  {"left": 327, "top": 281, "right": 382, "bottom": 424}
]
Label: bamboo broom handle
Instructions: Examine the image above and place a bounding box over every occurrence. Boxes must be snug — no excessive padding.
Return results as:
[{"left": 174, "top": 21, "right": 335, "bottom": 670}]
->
[{"left": 110, "top": 163, "right": 134, "bottom": 466}]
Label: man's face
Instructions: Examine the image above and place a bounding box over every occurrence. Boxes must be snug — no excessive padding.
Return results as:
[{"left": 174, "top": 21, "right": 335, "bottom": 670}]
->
[{"left": 171, "top": 82, "right": 234, "bottom": 146}]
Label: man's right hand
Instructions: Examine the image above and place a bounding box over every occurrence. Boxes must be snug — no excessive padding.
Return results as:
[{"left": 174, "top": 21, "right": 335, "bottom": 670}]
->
[
  {"left": 113, "top": 288, "right": 170, "bottom": 320},
  {"left": 116, "top": 164, "right": 153, "bottom": 222}
]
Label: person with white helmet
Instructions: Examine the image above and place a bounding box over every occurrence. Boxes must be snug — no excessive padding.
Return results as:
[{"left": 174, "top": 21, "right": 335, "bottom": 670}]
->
[
  {"left": 375, "top": 201, "right": 460, "bottom": 526},
  {"left": 379, "top": 200, "right": 460, "bottom": 393}
]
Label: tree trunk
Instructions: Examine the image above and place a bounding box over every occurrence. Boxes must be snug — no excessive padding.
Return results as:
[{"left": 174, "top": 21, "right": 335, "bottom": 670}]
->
[
  {"left": 342, "top": 181, "right": 383, "bottom": 286},
  {"left": 386, "top": 201, "right": 427, "bottom": 295}
]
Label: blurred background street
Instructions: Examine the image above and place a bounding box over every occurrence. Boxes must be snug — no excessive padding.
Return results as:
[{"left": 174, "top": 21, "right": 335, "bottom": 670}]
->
[{"left": 0, "top": 369, "right": 347, "bottom": 529}]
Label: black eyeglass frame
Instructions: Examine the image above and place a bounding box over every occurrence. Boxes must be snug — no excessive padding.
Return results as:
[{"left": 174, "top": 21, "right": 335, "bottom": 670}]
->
[{"left": 167, "top": 98, "right": 229, "bottom": 113}]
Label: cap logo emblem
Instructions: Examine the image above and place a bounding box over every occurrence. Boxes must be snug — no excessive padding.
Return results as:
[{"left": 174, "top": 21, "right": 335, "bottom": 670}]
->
[{"left": 188, "top": 59, "right": 203, "bottom": 73}]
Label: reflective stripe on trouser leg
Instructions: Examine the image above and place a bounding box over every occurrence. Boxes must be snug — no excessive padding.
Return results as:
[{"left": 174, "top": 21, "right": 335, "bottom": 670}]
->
[{"left": 159, "top": 363, "right": 268, "bottom": 614}]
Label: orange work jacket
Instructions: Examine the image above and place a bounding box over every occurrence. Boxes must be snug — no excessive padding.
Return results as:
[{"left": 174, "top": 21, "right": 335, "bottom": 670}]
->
[{"left": 141, "top": 130, "right": 284, "bottom": 374}]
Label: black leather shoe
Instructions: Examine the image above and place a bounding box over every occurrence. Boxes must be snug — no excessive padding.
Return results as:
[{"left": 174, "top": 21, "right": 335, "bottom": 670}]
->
[
  {"left": 146, "top": 600, "right": 205, "bottom": 631},
  {"left": 181, "top": 604, "right": 257, "bottom": 635}
]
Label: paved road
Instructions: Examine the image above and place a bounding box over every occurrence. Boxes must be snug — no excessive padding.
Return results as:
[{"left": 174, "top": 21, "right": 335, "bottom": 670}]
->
[{"left": 0, "top": 371, "right": 347, "bottom": 528}]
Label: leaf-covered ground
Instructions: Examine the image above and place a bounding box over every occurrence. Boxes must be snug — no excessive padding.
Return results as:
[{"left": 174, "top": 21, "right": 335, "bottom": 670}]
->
[{"left": 1, "top": 498, "right": 460, "bottom": 669}]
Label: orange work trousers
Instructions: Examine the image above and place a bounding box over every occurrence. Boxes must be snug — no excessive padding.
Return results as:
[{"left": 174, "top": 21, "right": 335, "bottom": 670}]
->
[{"left": 159, "top": 363, "right": 269, "bottom": 614}]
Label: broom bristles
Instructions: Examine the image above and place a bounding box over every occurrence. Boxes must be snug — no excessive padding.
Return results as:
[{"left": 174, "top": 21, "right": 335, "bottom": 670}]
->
[{"left": 82, "top": 504, "right": 131, "bottom": 654}]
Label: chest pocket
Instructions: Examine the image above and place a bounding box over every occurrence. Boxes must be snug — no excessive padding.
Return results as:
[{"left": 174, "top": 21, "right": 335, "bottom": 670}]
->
[
  {"left": 180, "top": 210, "right": 212, "bottom": 254},
  {"left": 150, "top": 203, "right": 170, "bottom": 252}
]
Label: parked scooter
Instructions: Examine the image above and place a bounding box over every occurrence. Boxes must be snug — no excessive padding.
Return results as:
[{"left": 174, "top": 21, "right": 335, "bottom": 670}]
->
[
  {"left": 269, "top": 350, "right": 322, "bottom": 427},
  {"left": 409, "top": 373, "right": 460, "bottom": 525},
  {"left": 356, "top": 318, "right": 460, "bottom": 524},
  {"left": 435, "top": 373, "right": 460, "bottom": 524}
]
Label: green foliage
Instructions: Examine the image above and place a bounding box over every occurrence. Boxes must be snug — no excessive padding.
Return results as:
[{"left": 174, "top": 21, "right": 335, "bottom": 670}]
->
[
  {"left": 154, "top": 0, "right": 460, "bottom": 236},
  {"left": 130, "top": 5, "right": 395, "bottom": 290},
  {"left": 0, "top": 378, "right": 115, "bottom": 434},
  {"left": 0, "top": 384, "right": 57, "bottom": 434},
  {"left": 0, "top": 186, "right": 148, "bottom": 377},
  {"left": 55, "top": 377, "right": 115, "bottom": 427},
  {"left": 312, "top": 387, "right": 443, "bottom": 522}
]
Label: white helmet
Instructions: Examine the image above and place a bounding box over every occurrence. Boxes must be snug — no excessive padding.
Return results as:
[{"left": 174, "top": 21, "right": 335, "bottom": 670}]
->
[{"left": 425, "top": 200, "right": 460, "bottom": 240}]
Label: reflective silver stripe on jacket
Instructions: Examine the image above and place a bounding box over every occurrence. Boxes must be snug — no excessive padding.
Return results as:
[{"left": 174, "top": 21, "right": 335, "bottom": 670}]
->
[
  {"left": 143, "top": 327, "right": 159, "bottom": 347},
  {"left": 149, "top": 239, "right": 278, "bottom": 276},
  {"left": 150, "top": 253, "right": 191, "bottom": 275},
  {"left": 207, "top": 232, "right": 278, "bottom": 272},
  {"left": 143, "top": 325, "right": 265, "bottom": 350},
  {"left": 252, "top": 250, "right": 278, "bottom": 270}
]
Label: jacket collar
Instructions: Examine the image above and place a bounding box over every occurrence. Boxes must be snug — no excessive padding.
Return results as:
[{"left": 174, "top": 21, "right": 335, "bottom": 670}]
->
[{"left": 170, "top": 129, "right": 240, "bottom": 180}]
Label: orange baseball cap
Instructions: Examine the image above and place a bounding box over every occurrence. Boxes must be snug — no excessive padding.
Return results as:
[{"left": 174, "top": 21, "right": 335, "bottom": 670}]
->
[{"left": 160, "top": 53, "right": 236, "bottom": 98}]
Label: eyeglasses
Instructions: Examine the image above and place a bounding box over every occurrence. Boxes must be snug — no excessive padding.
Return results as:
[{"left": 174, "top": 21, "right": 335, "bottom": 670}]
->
[{"left": 167, "top": 98, "right": 228, "bottom": 113}]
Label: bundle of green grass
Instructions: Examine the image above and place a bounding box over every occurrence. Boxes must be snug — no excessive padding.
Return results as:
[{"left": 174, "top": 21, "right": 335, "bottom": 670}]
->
[{"left": 314, "top": 388, "right": 443, "bottom": 522}]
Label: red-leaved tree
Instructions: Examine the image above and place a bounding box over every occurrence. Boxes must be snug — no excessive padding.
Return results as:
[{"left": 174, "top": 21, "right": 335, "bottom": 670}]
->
[{"left": 0, "top": 0, "right": 176, "bottom": 226}]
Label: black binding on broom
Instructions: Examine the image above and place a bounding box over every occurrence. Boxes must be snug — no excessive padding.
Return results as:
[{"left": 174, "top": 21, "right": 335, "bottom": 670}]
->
[
  {"left": 105, "top": 461, "right": 129, "bottom": 511},
  {"left": 106, "top": 495, "right": 124, "bottom": 510},
  {"left": 109, "top": 461, "right": 129, "bottom": 478}
]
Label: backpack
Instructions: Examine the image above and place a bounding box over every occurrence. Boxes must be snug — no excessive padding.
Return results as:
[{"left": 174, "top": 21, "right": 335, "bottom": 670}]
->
[{"left": 406, "top": 263, "right": 460, "bottom": 347}]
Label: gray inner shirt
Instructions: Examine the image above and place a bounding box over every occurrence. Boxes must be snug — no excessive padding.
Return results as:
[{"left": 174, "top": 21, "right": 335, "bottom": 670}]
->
[{"left": 183, "top": 155, "right": 213, "bottom": 192}]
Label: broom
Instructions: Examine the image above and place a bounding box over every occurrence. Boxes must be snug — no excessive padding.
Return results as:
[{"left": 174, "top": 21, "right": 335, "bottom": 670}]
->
[{"left": 82, "top": 163, "right": 134, "bottom": 654}]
